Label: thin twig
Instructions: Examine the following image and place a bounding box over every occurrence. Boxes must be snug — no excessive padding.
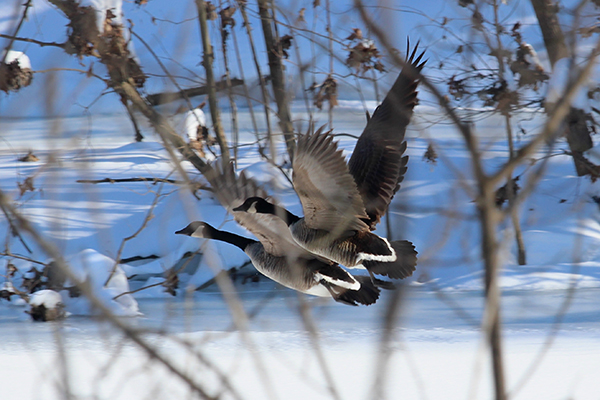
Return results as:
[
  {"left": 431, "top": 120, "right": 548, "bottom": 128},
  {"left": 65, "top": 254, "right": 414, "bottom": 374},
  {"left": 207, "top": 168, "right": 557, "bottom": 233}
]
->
[{"left": 1, "top": 0, "right": 35, "bottom": 63}]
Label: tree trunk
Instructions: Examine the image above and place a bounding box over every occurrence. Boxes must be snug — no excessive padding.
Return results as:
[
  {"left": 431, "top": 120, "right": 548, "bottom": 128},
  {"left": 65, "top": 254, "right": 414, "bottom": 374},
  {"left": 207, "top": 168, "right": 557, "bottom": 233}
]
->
[
  {"left": 257, "top": 0, "right": 295, "bottom": 160},
  {"left": 530, "top": 0, "right": 592, "bottom": 177},
  {"left": 530, "top": 0, "right": 568, "bottom": 67},
  {"left": 480, "top": 184, "right": 507, "bottom": 400}
]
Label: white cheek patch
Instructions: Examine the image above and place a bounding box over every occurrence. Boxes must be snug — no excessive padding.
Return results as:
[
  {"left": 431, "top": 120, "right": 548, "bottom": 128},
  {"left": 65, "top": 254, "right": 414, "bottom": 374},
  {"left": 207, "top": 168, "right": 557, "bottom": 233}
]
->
[
  {"left": 248, "top": 202, "right": 258, "bottom": 214},
  {"left": 191, "top": 229, "right": 204, "bottom": 238}
]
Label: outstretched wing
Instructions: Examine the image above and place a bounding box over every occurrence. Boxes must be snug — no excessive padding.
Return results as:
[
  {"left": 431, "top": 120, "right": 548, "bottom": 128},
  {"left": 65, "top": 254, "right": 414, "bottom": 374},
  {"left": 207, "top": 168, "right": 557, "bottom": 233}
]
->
[
  {"left": 348, "top": 39, "right": 426, "bottom": 229},
  {"left": 292, "top": 128, "right": 369, "bottom": 232}
]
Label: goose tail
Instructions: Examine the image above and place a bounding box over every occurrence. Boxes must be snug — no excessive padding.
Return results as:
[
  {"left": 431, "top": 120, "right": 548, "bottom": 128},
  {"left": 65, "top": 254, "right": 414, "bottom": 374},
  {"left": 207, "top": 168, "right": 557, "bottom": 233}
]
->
[
  {"left": 323, "top": 276, "right": 381, "bottom": 306},
  {"left": 363, "top": 240, "right": 417, "bottom": 279}
]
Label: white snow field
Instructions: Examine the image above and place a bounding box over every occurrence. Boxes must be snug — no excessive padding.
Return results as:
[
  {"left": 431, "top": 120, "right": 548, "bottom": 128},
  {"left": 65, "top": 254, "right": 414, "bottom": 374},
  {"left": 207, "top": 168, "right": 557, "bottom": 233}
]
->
[{"left": 1, "top": 105, "right": 600, "bottom": 399}]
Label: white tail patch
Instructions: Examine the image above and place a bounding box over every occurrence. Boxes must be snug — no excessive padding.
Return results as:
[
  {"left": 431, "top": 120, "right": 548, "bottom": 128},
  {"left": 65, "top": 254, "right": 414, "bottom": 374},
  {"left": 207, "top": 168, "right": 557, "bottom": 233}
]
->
[
  {"left": 304, "top": 284, "right": 332, "bottom": 297},
  {"left": 316, "top": 273, "right": 360, "bottom": 291},
  {"left": 356, "top": 236, "right": 397, "bottom": 263}
]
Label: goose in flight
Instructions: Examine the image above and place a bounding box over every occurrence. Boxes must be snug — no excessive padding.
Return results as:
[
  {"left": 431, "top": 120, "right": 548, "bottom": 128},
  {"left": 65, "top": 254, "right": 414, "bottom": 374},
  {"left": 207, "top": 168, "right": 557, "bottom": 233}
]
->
[
  {"left": 176, "top": 164, "right": 382, "bottom": 306},
  {"left": 234, "top": 42, "right": 425, "bottom": 280}
]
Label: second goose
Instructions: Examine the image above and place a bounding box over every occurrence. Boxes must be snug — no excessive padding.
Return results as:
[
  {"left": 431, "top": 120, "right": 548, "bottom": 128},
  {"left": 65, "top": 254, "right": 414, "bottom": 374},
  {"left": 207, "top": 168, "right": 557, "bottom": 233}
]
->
[{"left": 234, "top": 42, "right": 424, "bottom": 280}]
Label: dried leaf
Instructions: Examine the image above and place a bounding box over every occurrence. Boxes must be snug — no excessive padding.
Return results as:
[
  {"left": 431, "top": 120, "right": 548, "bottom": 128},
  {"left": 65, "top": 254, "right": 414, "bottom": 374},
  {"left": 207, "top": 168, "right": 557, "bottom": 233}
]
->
[
  {"left": 206, "top": 2, "right": 217, "bottom": 20},
  {"left": 423, "top": 143, "right": 438, "bottom": 164},
  {"left": 17, "top": 151, "right": 39, "bottom": 162},
  {"left": 313, "top": 76, "right": 337, "bottom": 110},
  {"left": 448, "top": 75, "right": 468, "bottom": 100},
  {"left": 346, "top": 39, "right": 383, "bottom": 73},
  {"left": 296, "top": 8, "right": 306, "bottom": 24},
  {"left": 346, "top": 28, "right": 363, "bottom": 41},
  {"left": 277, "top": 34, "right": 293, "bottom": 59},
  {"left": 220, "top": 6, "right": 237, "bottom": 28},
  {"left": 17, "top": 176, "right": 35, "bottom": 197},
  {"left": 22, "top": 267, "right": 44, "bottom": 293},
  {"left": 472, "top": 10, "right": 484, "bottom": 30},
  {"left": 495, "top": 177, "right": 520, "bottom": 207},
  {"left": 0, "top": 60, "right": 33, "bottom": 93},
  {"left": 7, "top": 263, "right": 17, "bottom": 278}
]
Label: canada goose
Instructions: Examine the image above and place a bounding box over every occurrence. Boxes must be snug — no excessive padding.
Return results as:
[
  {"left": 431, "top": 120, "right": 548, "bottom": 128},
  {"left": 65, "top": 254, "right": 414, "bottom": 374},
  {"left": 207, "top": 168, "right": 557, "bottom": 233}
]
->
[
  {"left": 233, "top": 43, "right": 424, "bottom": 280},
  {"left": 176, "top": 164, "right": 381, "bottom": 306},
  {"left": 176, "top": 221, "right": 380, "bottom": 306}
]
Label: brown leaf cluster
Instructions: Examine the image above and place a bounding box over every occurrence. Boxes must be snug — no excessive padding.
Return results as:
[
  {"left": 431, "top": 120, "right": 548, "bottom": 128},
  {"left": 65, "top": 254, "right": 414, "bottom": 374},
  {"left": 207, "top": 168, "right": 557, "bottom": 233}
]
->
[
  {"left": 100, "top": 10, "right": 146, "bottom": 88},
  {"left": 448, "top": 75, "right": 468, "bottom": 100},
  {"left": 17, "top": 176, "right": 35, "bottom": 197},
  {"left": 206, "top": 2, "right": 217, "bottom": 20},
  {"left": 220, "top": 6, "right": 237, "bottom": 28},
  {"left": 56, "top": 1, "right": 146, "bottom": 88},
  {"left": 17, "top": 151, "right": 39, "bottom": 162},
  {"left": 346, "top": 37, "right": 385, "bottom": 74},
  {"left": 476, "top": 80, "right": 519, "bottom": 116},
  {"left": 509, "top": 43, "right": 548, "bottom": 89},
  {"left": 423, "top": 142, "right": 438, "bottom": 164},
  {"left": 311, "top": 75, "right": 338, "bottom": 110},
  {"left": 18, "top": 262, "right": 75, "bottom": 296},
  {"left": 277, "top": 34, "right": 293, "bottom": 59},
  {"left": 28, "top": 302, "right": 66, "bottom": 322},
  {"left": 0, "top": 59, "right": 33, "bottom": 93},
  {"left": 495, "top": 176, "right": 520, "bottom": 207}
]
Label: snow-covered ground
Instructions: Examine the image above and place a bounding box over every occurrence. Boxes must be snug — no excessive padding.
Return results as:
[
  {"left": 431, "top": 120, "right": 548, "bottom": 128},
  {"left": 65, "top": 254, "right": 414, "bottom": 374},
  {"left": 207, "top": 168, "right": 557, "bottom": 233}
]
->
[{"left": 1, "top": 104, "right": 600, "bottom": 399}]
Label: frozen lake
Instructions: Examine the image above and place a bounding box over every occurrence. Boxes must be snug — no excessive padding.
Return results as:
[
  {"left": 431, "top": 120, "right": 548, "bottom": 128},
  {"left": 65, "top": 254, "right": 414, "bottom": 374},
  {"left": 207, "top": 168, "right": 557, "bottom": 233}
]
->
[
  {"left": 1, "top": 284, "right": 599, "bottom": 400},
  {"left": 2, "top": 106, "right": 600, "bottom": 399}
]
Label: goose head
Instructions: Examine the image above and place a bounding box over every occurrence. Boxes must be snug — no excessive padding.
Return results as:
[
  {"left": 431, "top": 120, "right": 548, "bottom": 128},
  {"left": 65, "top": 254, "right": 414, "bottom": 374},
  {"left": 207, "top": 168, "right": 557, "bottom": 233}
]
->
[
  {"left": 232, "top": 197, "right": 274, "bottom": 214},
  {"left": 175, "top": 221, "right": 214, "bottom": 238}
]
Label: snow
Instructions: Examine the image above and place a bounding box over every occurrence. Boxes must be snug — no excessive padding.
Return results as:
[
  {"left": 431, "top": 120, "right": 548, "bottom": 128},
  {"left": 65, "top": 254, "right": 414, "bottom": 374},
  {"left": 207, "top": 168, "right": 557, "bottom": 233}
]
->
[
  {"left": 546, "top": 57, "right": 592, "bottom": 111},
  {"left": 64, "top": 249, "right": 140, "bottom": 316},
  {"left": 4, "top": 50, "right": 31, "bottom": 69},
  {"left": 29, "top": 289, "right": 62, "bottom": 308},
  {"left": 184, "top": 108, "right": 207, "bottom": 142},
  {"left": 80, "top": 0, "right": 124, "bottom": 31},
  {"left": 1, "top": 105, "right": 600, "bottom": 399}
]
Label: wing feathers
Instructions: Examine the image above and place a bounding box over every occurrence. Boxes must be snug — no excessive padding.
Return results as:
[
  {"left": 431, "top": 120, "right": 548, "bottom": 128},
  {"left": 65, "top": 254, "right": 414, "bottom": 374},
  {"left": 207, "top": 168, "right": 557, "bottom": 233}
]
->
[
  {"left": 293, "top": 131, "right": 369, "bottom": 231},
  {"left": 348, "top": 41, "right": 425, "bottom": 229}
]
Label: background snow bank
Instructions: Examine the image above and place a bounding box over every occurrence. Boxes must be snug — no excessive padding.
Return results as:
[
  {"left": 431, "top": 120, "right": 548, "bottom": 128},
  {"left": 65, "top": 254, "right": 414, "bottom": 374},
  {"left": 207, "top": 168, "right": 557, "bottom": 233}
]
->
[{"left": 1, "top": 107, "right": 600, "bottom": 317}]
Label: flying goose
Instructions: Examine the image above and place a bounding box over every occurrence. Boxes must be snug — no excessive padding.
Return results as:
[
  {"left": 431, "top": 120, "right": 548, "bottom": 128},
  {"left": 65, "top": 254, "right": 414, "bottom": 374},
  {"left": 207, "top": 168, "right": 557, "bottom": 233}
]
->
[
  {"left": 176, "top": 164, "right": 381, "bottom": 306},
  {"left": 233, "top": 42, "right": 425, "bottom": 280}
]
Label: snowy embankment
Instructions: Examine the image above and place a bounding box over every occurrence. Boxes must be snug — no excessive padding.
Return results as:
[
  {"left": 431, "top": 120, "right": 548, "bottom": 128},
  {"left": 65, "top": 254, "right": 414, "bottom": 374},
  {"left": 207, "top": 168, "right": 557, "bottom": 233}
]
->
[
  {"left": 1, "top": 107, "right": 600, "bottom": 317},
  {"left": 1, "top": 108, "right": 600, "bottom": 400}
]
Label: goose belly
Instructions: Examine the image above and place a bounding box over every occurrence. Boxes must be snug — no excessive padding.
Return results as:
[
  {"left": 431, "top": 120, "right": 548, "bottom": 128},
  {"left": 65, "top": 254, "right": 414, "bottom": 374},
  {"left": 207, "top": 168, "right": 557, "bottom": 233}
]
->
[{"left": 244, "top": 245, "right": 326, "bottom": 295}]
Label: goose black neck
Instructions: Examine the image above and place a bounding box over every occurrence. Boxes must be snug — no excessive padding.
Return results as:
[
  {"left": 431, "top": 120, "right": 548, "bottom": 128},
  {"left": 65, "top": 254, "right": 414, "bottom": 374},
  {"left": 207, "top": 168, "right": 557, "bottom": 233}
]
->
[
  {"left": 206, "top": 225, "right": 256, "bottom": 250},
  {"left": 271, "top": 203, "right": 300, "bottom": 226}
]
